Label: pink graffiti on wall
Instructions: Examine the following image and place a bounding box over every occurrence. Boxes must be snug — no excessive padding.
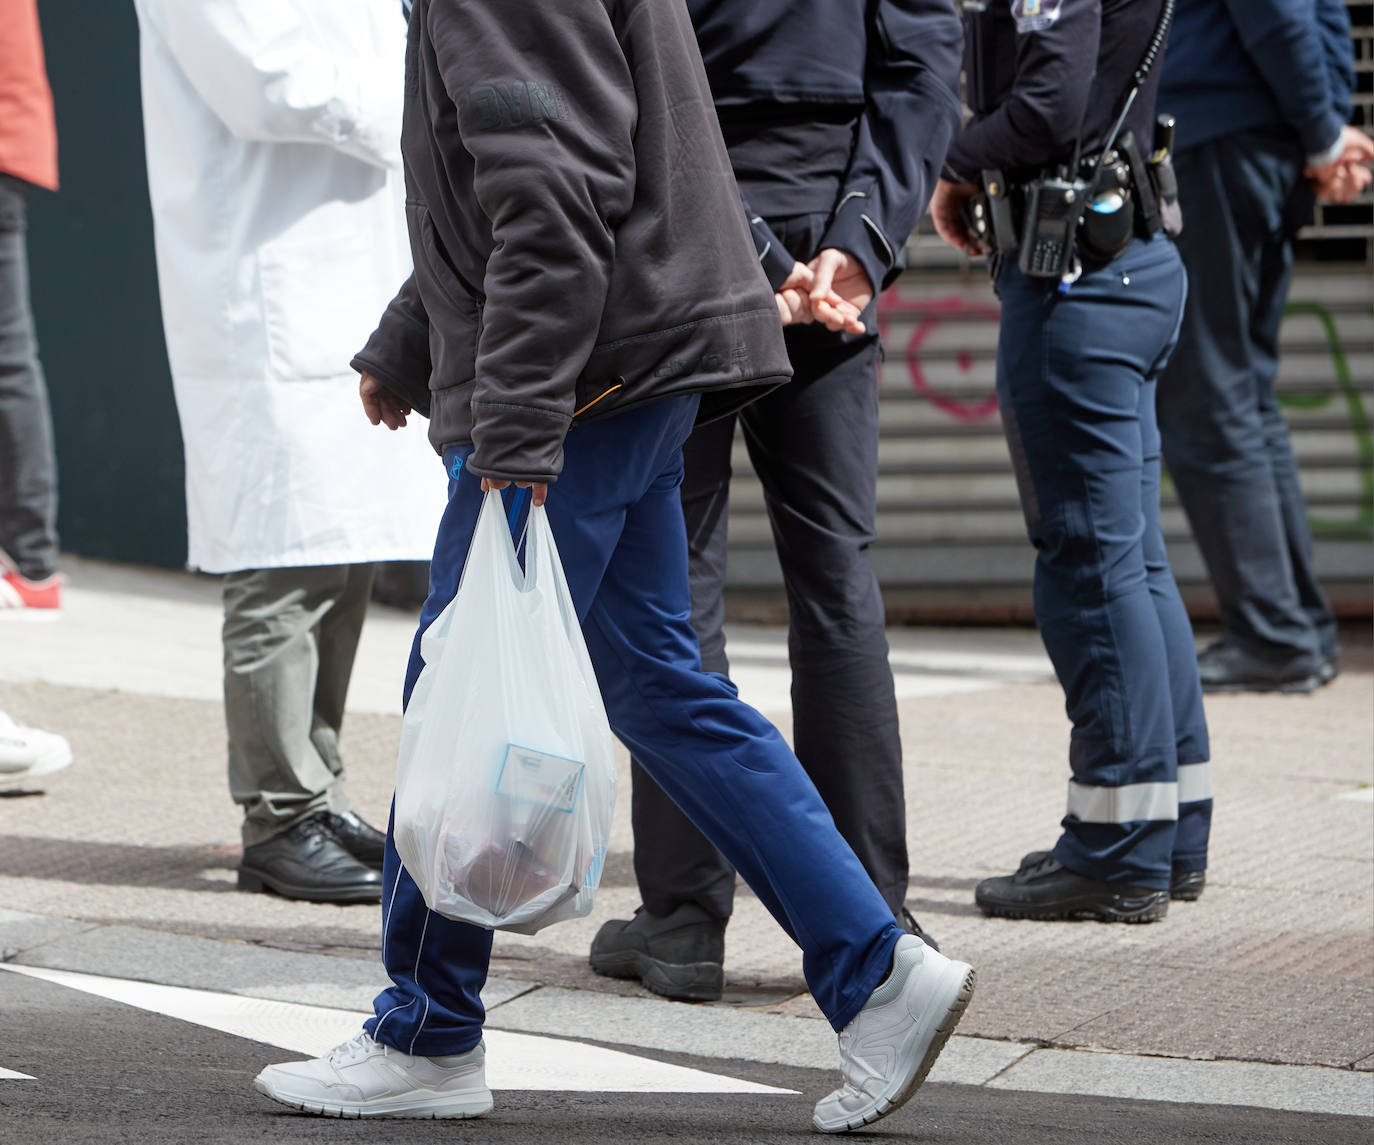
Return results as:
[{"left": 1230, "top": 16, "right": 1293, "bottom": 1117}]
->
[{"left": 876, "top": 288, "right": 1002, "bottom": 424}]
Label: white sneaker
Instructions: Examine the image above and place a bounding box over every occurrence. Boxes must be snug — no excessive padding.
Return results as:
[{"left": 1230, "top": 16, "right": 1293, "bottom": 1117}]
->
[
  {"left": 253, "top": 1031, "right": 493, "bottom": 1119},
  {"left": 0, "top": 711, "right": 72, "bottom": 785},
  {"left": 813, "top": 934, "right": 975, "bottom": 1133}
]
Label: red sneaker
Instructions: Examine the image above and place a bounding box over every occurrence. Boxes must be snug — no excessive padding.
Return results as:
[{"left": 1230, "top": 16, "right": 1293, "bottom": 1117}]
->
[{"left": 0, "top": 569, "right": 62, "bottom": 617}]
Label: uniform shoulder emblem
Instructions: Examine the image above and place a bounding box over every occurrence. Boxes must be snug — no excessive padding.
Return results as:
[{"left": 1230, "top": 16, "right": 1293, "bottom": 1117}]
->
[{"left": 1012, "top": 0, "right": 1064, "bottom": 33}]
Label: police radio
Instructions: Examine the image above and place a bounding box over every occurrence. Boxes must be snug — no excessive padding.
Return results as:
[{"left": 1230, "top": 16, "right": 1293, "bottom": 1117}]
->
[
  {"left": 979, "top": 0, "right": 1176, "bottom": 280},
  {"left": 1018, "top": 175, "right": 1084, "bottom": 279}
]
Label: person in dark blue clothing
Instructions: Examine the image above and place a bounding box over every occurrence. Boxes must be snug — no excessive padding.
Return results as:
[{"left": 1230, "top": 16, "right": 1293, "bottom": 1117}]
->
[
  {"left": 1155, "top": 0, "right": 1372, "bottom": 694},
  {"left": 929, "top": 0, "right": 1213, "bottom": 921},
  {"left": 590, "top": 0, "right": 964, "bottom": 1003}
]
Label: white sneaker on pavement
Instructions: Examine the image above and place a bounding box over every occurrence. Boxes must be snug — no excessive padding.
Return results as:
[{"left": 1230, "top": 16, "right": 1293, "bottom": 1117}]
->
[
  {"left": 253, "top": 1031, "right": 493, "bottom": 1119},
  {"left": 0, "top": 711, "right": 72, "bottom": 785},
  {"left": 813, "top": 933, "right": 976, "bottom": 1133}
]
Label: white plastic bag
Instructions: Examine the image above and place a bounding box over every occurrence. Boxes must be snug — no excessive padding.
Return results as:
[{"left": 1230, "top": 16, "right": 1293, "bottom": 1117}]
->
[{"left": 393, "top": 489, "right": 616, "bottom": 934}]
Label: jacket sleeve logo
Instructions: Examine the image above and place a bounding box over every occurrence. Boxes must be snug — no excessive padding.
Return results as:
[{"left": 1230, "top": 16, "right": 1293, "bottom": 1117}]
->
[{"left": 466, "top": 81, "right": 570, "bottom": 132}]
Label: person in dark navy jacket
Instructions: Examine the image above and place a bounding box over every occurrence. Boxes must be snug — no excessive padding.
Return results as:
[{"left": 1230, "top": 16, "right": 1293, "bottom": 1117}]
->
[
  {"left": 589, "top": 0, "right": 963, "bottom": 1001},
  {"left": 929, "top": 0, "right": 1213, "bottom": 922},
  {"left": 1155, "top": 0, "right": 1371, "bottom": 695}
]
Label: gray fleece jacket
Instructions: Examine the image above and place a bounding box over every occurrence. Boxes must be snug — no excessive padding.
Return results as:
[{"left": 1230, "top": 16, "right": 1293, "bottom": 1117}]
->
[{"left": 352, "top": 0, "right": 793, "bottom": 484}]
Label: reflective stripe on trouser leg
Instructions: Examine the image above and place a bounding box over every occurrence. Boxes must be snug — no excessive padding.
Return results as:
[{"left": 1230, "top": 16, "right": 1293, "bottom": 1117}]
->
[
  {"left": 1174, "top": 761, "right": 1213, "bottom": 873},
  {"left": 1066, "top": 780, "right": 1179, "bottom": 824},
  {"left": 1059, "top": 778, "right": 1179, "bottom": 890}
]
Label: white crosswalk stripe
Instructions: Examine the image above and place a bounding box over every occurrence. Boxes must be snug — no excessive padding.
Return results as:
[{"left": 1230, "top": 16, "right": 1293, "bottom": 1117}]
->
[{"left": 0, "top": 964, "right": 795, "bottom": 1095}]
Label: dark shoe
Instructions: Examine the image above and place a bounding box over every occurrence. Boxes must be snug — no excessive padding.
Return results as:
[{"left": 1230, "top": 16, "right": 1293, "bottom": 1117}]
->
[
  {"left": 897, "top": 906, "right": 939, "bottom": 952},
  {"left": 323, "top": 810, "right": 386, "bottom": 871},
  {"left": 1171, "top": 868, "right": 1206, "bottom": 902},
  {"left": 238, "top": 813, "right": 383, "bottom": 904},
  {"left": 1022, "top": 851, "right": 1206, "bottom": 904},
  {"left": 975, "top": 852, "right": 1168, "bottom": 923},
  {"left": 1319, "top": 656, "right": 1340, "bottom": 687},
  {"left": 589, "top": 903, "right": 726, "bottom": 1001},
  {"left": 1197, "top": 640, "right": 1322, "bottom": 695}
]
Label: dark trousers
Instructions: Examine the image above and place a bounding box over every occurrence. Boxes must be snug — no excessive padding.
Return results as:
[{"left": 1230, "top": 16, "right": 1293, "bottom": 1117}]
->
[
  {"left": 627, "top": 211, "right": 909, "bottom": 920},
  {"left": 1157, "top": 127, "right": 1338, "bottom": 671},
  {"left": 366, "top": 396, "right": 900, "bottom": 1055},
  {"left": 0, "top": 174, "right": 59, "bottom": 582},
  {"left": 996, "top": 235, "right": 1212, "bottom": 887}
]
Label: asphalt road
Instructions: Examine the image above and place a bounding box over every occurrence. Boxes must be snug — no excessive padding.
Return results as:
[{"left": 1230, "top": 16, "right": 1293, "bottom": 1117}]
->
[{"left": 3, "top": 971, "right": 1368, "bottom": 1145}]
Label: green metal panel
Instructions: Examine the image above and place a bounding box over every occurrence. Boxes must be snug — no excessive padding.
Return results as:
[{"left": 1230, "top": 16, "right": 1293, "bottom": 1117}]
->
[{"left": 26, "top": 0, "right": 187, "bottom": 568}]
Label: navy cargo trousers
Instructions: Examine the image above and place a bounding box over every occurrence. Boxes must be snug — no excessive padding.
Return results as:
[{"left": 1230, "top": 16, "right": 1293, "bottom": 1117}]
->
[
  {"left": 994, "top": 234, "right": 1213, "bottom": 888},
  {"left": 365, "top": 395, "right": 902, "bottom": 1056}
]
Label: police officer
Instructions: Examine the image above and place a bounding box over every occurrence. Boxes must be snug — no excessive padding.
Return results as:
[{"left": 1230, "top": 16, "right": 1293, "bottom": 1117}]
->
[
  {"left": 928, "top": 0, "right": 1213, "bottom": 921},
  {"left": 590, "top": 0, "right": 963, "bottom": 996},
  {"left": 1156, "top": 0, "right": 1369, "bottom": 694}
]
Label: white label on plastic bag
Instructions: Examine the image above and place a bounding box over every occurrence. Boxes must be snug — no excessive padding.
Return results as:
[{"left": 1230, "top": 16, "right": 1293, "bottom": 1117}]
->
[{"left": 496, "top": 744, "right": 585, "bottom": 813}]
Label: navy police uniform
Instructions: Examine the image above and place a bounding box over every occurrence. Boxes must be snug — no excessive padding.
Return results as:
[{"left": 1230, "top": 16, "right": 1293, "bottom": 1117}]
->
[
  {"left": 944, "top": 0, "right": 1213, "bottom": 919},
  {"left": 1155, "top": 0, "right": 1354, "bottom": 692}
]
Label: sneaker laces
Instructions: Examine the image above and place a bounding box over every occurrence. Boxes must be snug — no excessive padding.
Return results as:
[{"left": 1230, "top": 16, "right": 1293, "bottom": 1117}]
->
[{"left": 324, "top": 1032, "right": 384, "bottom": 1066}]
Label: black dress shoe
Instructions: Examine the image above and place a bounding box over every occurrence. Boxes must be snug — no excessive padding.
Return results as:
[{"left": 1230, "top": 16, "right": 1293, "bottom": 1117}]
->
[
  {"left": 976, "top": 852, "right": 1168, "bottom": 923},
  {"left": 238, "top": 813, "right": 383, "bottom": 903},
  {"left": 589, "top": 903, "right": 726, "bottom": 1001},
  {"left": 1197, "top": 639, "right": 1322, "bottom": 694},
  {"left": 323, "top": 810, "right": 386, "bottom": 871},
  {"left": 897, "top": 906, "right": 940, "bottom": 951}
]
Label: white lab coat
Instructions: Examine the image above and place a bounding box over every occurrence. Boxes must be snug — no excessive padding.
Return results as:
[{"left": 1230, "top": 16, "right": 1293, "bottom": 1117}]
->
[{"left": 132, "top": 0, "right": 445, "bottom": 572}]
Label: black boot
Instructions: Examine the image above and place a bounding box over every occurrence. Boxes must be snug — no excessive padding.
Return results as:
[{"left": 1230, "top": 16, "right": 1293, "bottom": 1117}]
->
[
  {"left": 323, "top": 810, "right": 386, "bottom": 871},
  {"left": 238, "top": 813, "right": 383, "bottom": 903},
  {"left": 589, "top": 903, "right": 726, "bottom": 1001},
  {"left": 975, "top": 851, "right": 1168, "bottom": 923},
  {"left": 897, "top": 906, "right": 939, "bottom": 951},
  {"left": 1020, "top": 850, "right": 1206, "bottom": 904},
  {"left": 1197, "top": 639, "right": 1322, "bottom": 694},
  {"left": 1170, "top": 868, "right": 1206, "bottom": 901}
]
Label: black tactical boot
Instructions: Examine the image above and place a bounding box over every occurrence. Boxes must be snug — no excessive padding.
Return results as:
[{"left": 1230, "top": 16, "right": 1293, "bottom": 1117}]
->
[
  {"left": 1170, "top": 868, "right": 1206, "bottom": 901},
  {"left": 975, "top": 851, "right": 1168, "bottom": 923},
  {"left": 897, "top": 906, "right": 940, "bottom": 951},
  {"left": 589, "top": 903, "right": 727, "bottom": 1001}
]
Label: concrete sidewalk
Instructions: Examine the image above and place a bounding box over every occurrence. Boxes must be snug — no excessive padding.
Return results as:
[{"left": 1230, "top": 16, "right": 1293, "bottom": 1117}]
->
[{"left": 1, "top": 556, "right": 1370, "bottom": 1114}]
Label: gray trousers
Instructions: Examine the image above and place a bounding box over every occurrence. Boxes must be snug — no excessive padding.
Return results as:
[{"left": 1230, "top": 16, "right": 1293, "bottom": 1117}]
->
[
  {"left": 0, "top": 174, "right": 59, "bottom": 581},
  {"left": 223, "top": 562, "right": 376, "bottom": 846}
]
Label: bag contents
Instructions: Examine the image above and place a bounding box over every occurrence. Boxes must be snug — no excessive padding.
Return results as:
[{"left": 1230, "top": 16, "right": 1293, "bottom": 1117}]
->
[{"left": 392, "top": 490, "right": 615, "bottom": 934}]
